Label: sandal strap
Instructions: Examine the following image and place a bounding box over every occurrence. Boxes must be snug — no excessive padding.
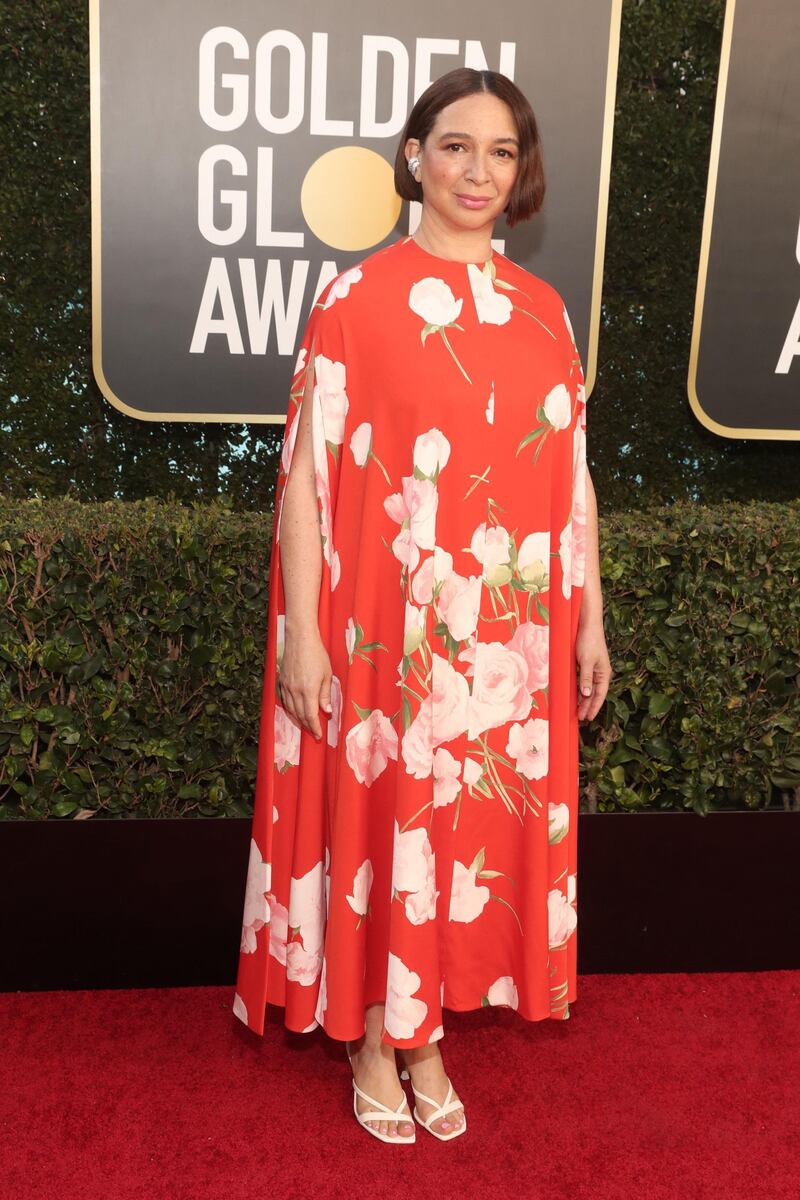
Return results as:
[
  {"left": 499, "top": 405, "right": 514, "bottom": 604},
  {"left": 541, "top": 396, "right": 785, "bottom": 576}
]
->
[
  {"left": 410, "top": 1079, "right": 463, "bottom": 1124},
  {"left": 353, "top": 1079, "right": 411, "bottom": 1119}
]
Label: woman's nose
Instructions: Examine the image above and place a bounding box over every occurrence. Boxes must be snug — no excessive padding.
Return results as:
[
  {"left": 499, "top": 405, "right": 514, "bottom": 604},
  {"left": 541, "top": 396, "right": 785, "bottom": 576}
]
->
[{"left": 464, "top": 155, "right": 491, "bottom": 183}]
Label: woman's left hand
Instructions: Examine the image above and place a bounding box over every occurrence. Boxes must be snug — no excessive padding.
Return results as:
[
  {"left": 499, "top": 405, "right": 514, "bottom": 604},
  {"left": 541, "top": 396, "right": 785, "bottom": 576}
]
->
[{"left": 575, "top": 618, "right": 613, "bottom": 723}]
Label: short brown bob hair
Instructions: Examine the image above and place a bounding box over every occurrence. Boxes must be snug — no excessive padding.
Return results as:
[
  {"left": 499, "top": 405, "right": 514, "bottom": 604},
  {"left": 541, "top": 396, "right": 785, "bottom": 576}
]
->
[{"left": 393, "top": 68, "right": 545, "bottom": 228}]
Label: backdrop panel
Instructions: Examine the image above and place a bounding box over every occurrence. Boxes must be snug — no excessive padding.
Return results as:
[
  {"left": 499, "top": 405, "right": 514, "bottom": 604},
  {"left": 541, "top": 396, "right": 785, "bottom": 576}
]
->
[
  {"left": 89, "top": 0, "right": 621, "bottom": 422},
  {"left": 689, "top": 0, "right": 800, "bottom": 439}
]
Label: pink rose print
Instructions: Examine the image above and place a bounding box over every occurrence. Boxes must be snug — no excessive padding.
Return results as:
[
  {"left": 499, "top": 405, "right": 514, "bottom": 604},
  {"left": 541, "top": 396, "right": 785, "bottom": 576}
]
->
[
  {"left": 384, "top": 952, "right": 428, "bottom": 1039},
  {"left": 448, "top": 859, "right": 491, "bottom": 923},
  {"left": 468, "top": 641, "right": 532, "bottom": 740},
  {"left": 433, "top": 748, "right": 462, "bottom": 808},
  {"left": 506, "top": 717, "right": 549, "bottom": 781},
  {"left": 506, "top": 622, "right": 549, "bottom": 693},
  {"left": 345, "top": 709, "right": 399, "bottom": 786},
  {"left": 346, "top": 859, "right": 374, "bottom": 919},
  {"left": 548, "top": 887, "right": 578, "bottom": 948},
  {"left": 485, "top": 976, "right": 519, "bottom": 1009},
  {"left": 274, "top": 705, "right": 301, "bottom": 771},
  {"left": 240, "top": 837, "right": 270, "bottom": 954}
]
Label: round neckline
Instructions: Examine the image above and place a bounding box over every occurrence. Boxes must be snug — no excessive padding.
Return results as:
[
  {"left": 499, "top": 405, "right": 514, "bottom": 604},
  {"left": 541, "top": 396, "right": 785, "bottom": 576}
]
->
[{"left": 400, "top": 234, "right": 494, "bottom": 269}]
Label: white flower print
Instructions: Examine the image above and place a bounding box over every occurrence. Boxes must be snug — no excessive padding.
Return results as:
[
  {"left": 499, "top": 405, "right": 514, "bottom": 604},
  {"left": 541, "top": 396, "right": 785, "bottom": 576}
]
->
[
  {"left": 470, "top": 522, "right": 513, "bottom": 587},
  {"left": 548, "top": 801, "right": 570, "bottom": 844},
  {"left": 559, "top": 519, "right": 572, "bottom": 598},
  {"left": 568, "top": 873, "right": 577, "bottom": 905},
  {"left": 409, "top": 277, "right": 462, "bottom": 326},
  {"left": 486, "top": 976, "right": 519, "bottom": 1009},
  {"left": 548, "top": 887, "right": 578, "bottom": 948},
  {"left": 563, "top": 303, "right": 577, "bottom": 346},
  {"left": 506, "top": 622, "right": 549, "bottom": 693},
  {"left": 506, "top": 717, "right": 549, "bottom": 781},
  {"left": 240, "top": 837, "right": 270, "bottom": 954},
  {"left": 486, "top": 381, "right": 495, "bottom": 424},
  {"left": 392, "top": 821, "right": 439, "bottom": 926},
  {"left": 467, "top": 262, "right": 513, "bottom": 325},
  {"left": 346, "top": 859, "right": 374, "bottom": 918},
  {"left": 404, "top": 602, "right": 426, "bottom": 655},
  {"left": 345, "top": 709, "right": 399, "bottom": 786},
  {"left": 435, "top": 568, "right": 482, "bottom": 641},
  {"left": 428, "top": 1025, "right": 445, "bottom": 1043},
  {"left": 468, "top": 641, "right": 532, "bottom": 740},
  {"left": 392, "top": 822, "right": 431, "bottom": 894},
  {"left": 517, "top": 531, "right": 551, "bottom": 594},
  {"left": 274, "top": 705, "right": 301, "bottom": 770},
  {"left": 279, "top": 414, "right": 299, "bottom": 484},
  {"left": 401, "top": 691, "right": 434, "bottom": 779},
  {"left": 268, "top": 896, "right": 289, "bottom": 965},
  {"left": 433, "top": 748, "right": 462, "bottom": 808},
  {"left": 293, "top": 345, "right": 307, "bottom": 377},
  {"left": 350, "top": 420, "right": 391, "bottom": 482},
  {"left": 413, "top": 428, "right": 451, "bottom": 479},
  {"left": 350, "top": 422, "right": 372, "bottom": 466},
  {"left": 385, "top": 952, "right": 428, "bottom": 1039},
  {"left": 383, "top": 475, "right": 438, "bottom": 573},
  {"left": 543, "top": 383, "right": 572, "bottom": 431},
  {"left": 313, "top": 354, "right": 349, "bottom": 446},
  {"left": 232, "top": 992, "right": 248, "bottom": 1023},
  {"left": 408, "top": 277, "right": 471, "bottom": 383},
  {"left": 323, "top": 266, "right": 363, "bottom": 308},
  {"left": 313, "top": 957, "right": 328, "bottom": 1024},
  {"left": 286, "top": 941, "right": 322, "bottom": 986},
  {"left": 449, "top": 859, "right": 491, "bottom": 923},
  {"left": 462, "top": 757, "right": 483, "bottom": 788},
  {"left": 288, "top": 861, "right": 325, "bottom": 957}
]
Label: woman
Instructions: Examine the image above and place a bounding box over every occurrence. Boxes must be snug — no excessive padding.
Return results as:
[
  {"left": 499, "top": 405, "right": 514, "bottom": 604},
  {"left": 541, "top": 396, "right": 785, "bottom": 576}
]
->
[{"left": 234, "top": 67, "right": 612, "bottom": 1144}]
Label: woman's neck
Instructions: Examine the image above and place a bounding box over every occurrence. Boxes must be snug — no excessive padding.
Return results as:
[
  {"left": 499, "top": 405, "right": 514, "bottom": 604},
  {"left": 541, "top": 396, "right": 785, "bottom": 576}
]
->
[{"left": 412, "top": 212, "right": 494, "bottom": 264}]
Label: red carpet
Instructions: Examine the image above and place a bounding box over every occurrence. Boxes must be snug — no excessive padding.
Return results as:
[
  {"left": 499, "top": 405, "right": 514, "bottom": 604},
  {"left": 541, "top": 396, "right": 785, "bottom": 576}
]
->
[{"left": 1, "top": 972, "right": 797, "bottom": 1200}]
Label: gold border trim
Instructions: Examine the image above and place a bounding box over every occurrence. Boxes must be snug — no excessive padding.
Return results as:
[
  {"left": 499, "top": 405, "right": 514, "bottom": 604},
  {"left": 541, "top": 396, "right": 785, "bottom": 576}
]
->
[
  {"left": 91, "top": 0, "right": 622, "bottom": 425},
  {"left": 585, "top": 0, "right": 622, "bottom": 401},
  {"left": 687, "top": 0, "right": 799, "bottom": 440}
]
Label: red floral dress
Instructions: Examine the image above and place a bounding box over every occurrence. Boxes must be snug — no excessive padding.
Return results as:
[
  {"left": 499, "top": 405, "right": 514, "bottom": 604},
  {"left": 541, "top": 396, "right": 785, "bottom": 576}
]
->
[{"left": 233, "top": 235, "right": 587, "bottom": 1047}]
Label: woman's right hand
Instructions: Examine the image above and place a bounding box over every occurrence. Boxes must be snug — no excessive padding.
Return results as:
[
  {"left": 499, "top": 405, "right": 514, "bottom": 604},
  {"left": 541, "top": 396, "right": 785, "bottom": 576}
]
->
[{"left": 277, "top": 627, "right": 333, "bottom": 740}]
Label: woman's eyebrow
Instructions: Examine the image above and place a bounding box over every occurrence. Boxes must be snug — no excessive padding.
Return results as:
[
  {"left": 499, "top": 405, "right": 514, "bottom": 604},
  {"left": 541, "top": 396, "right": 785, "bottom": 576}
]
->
[{"left": 437, "top": 131, "right": 520, "bottom": 146}]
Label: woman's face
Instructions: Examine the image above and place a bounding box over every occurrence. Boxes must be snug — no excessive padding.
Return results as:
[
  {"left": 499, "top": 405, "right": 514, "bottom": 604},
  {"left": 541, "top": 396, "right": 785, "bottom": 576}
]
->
[{"left": 406, "top": 92, "right": 520, "bottom": 232}]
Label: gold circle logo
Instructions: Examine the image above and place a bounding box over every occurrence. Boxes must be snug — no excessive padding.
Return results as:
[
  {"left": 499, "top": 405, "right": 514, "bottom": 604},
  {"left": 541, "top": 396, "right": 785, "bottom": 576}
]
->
[{"left": 300, "top": 147, "right": 402, "bottom": 252}]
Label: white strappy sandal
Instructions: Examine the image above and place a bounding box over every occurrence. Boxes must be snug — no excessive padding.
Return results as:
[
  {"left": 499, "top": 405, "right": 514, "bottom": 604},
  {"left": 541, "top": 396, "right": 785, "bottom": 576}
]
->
[
  {"left": 399, "top": 1067, "right": 467, "bottom": 1141},
  {"left": 347, "top": 1045, "right": 416, "bottom": 1144}
]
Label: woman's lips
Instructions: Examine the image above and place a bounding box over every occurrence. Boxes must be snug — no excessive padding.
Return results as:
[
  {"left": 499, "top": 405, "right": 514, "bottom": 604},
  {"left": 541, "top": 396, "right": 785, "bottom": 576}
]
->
[{"left": 455, "top": 194, "right": 492, "bottom": 209}]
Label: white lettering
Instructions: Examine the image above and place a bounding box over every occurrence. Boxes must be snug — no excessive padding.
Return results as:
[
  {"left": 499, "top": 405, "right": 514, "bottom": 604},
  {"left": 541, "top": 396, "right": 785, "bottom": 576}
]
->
[
  {"left": 310, "top": 33, "right": 354, "bottom": 136},
  {"left": 254, "top": 30, "right": 305, "bottom": 134},
  {"left": 256, "top": 147, "right": 304, "bottom": 247},
  {"left": 199, "top": 28, "right": 249, "bottom": 132},
  {"left": 240, "top": 258, "right": 309, "bottom": 354},
  {"left": 776, "top": 295, "right": 800, "bottom": 374},
  {"left": 190, "top": 257, "right": 245, "bottom": 353},
  {"left": 360, "top": 36, "right": 409, "bottom": 138},
  {"left": 191, "top": 259, "right": 342, "bottom": 355},
  {"left": 198, "top": 146, "right": 248, "bottom": 245}
]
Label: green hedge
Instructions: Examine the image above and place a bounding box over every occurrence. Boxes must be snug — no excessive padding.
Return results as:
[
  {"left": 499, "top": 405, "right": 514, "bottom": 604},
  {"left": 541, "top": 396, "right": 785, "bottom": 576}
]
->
[{"left": 1, "top": 497, "right": 798, "bottom": 819}]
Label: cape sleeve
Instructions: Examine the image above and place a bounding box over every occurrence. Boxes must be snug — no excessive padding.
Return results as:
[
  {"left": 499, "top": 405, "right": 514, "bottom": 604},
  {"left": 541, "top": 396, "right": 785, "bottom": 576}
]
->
[
  {"left": 232, "top": 277, "right": 350, "bottom": 1035},
  {"left": 563, "top": 301, "right": 587, "bottom": 600},
  {"left": 274, "top": 280, "right": 349, "bottom": 600}
]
